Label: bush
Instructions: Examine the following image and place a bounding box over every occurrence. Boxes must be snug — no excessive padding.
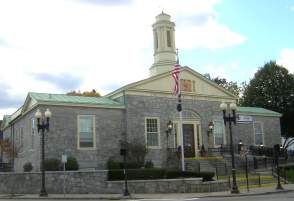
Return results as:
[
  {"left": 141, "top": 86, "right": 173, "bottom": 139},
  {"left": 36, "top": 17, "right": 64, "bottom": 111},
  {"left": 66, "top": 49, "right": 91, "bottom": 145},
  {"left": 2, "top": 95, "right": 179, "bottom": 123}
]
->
[
  {"left": 108, "top": 169, "right": 214, "bottom": 181},
  {"left": 106, "top": 159, "right": 121, "bottom": 170},
  {"left": 65, "top": 156, "right": 79, "bottom": 170},
  {"left": 166, "top": 171, "right": 214, "bottom": 181},
  {"left": 108, "top": 169, "right": 165, "bottom": 181},
  {"left": 144, "top": 160, "right": 154, "bottom": 168},
  {"left": 43, "top": 158, "right": 61, "bottom": 171},
  {"left": 23, "top": 162, "right": 33, "bottom": 172}
]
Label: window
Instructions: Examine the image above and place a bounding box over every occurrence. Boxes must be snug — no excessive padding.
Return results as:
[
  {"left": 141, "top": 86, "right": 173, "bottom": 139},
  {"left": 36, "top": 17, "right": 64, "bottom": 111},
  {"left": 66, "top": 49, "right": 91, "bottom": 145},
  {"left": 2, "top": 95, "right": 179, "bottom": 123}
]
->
[
  {"left": 145, "top": 118, "right": 160, "bottom": 147},
  {"left": 31, "top": 118, "right": 35, "bottom": 149},
  {"left": 154, "top": 31, "right": 158, "bottom": 49},
  {"left": 254, "top": 122, "right": 264, "bottom": 145},
  {"left": 78, "top": 115, "right": 95, "bottom": 149},
  {"left": 167, "top": 30, "right": 171, "bottom": 47},
  {"left": 213, "top": 121, "right": 225, "bottom": 146}
]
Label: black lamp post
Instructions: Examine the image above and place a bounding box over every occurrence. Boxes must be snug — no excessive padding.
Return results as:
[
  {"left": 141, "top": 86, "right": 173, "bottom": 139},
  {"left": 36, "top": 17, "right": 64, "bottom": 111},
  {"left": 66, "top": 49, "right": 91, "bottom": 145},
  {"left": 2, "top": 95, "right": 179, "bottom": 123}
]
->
[
  {"left": 207, "top": 122, "right": 214, "bottom": 147},
  {"left": 238, "top": 140, "right": 243, "bottom": 154},
  {"left": 35, "top": 108, "right": 52, "bottom": 197},
  {"left": 220, "top": 102, "right": 239, "bottom": 194},
  {"left": 120, "top": 142, "right": 130, "bottom": 196},
  {"left": 166, "top": 120, "right": 173, "bottom": 144},
  {"left": 166, "top": 121, "right": 173, "bottom": 168},
  {"left": 274, "top": 144, "right": 283, "bottom": 190}
]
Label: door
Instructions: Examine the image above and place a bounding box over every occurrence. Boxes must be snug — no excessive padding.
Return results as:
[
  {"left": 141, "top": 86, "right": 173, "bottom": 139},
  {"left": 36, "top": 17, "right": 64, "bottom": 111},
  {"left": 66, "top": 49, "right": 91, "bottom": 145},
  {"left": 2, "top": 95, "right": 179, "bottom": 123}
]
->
[{"left": 183, "top": 124, "right": 195, "bottom": 157}]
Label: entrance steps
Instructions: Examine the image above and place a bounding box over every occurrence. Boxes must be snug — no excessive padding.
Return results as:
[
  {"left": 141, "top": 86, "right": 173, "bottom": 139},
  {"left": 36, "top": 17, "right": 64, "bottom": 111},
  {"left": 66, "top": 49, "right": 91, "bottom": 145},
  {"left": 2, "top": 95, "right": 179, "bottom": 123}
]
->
[{"left": 185, "top": 157, "right": 230, "bottom": 175}]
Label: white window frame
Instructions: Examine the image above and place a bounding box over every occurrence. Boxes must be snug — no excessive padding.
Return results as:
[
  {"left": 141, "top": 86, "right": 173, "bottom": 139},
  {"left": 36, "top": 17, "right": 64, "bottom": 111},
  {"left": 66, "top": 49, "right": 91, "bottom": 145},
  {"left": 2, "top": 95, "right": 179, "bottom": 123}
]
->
[
  {"left": 213, "top": 120, "right": 226, "bottom": 147},
  {"left": 253, "top": 121, "right": 264, "bottom": 146},
  {"left": 77, "top": 115, "right": 96, "bottom": 150},
  {"left": 145, "top": 117, "right": 161, "bottom": 149},
  {"left": 30, "top": 118, "right": 35, "bottom": 150}
]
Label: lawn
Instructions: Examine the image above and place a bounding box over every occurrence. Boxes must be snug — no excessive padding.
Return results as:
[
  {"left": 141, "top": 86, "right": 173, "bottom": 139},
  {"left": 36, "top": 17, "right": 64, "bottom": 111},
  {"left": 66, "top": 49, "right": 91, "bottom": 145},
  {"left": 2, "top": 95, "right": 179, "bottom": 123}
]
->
[{"left": 286, "top": 169, "right": 294, "bottom": 183}]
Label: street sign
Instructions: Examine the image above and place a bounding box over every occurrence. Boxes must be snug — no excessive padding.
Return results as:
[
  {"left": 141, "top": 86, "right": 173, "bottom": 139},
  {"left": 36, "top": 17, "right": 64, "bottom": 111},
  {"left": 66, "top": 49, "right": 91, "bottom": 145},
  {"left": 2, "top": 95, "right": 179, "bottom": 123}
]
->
[{"left": 62, "top": 154, "right": 67, "bottom": 163}]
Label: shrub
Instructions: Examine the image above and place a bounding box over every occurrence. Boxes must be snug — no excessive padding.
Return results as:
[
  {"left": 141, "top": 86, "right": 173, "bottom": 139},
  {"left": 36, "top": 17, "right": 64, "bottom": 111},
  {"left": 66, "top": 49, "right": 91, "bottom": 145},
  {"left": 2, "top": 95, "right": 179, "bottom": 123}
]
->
[
  {"left": 166, "top": 171, "right": 214, "bottom": 181},
  {"left": 144, "top": 160, "right": 154, "bottom": 168},
  {"left": 43, "top": 158, "right": 61, "bottom": 171},
  {"left": 121, "top": 138, "right": 147, "bottom": 168},
  {"left": 108, "top": 169, "right": 214, "bottom": 181},
  {"left": 108, "top": 169, "right": 165, "bottom": 181},
  {"left": 65, "top": 156, "right": 79, "bottom": 170},
  {"left": 106, "top": 159, "right": 121, "bottom": 170},
  {"left": 23, "top": 162, "right": 33, "bottom": 172}
]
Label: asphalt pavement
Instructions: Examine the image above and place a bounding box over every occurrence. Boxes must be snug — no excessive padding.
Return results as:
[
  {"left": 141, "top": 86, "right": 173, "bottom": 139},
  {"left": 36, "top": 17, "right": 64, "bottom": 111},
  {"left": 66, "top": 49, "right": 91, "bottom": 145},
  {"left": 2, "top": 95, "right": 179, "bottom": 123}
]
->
[{"left": 0, "top": 184, "right": 293, "bottom": 200}]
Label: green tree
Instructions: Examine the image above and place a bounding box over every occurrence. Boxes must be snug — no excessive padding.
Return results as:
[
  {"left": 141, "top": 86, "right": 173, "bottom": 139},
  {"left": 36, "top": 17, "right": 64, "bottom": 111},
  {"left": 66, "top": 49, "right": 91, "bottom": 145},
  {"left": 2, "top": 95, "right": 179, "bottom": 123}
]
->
[
  {"left": 242, "top": 61, "right": 294, "bottom": 140},
  {"left": 213, "top": 77, "right": 241, "bottom": 97}
]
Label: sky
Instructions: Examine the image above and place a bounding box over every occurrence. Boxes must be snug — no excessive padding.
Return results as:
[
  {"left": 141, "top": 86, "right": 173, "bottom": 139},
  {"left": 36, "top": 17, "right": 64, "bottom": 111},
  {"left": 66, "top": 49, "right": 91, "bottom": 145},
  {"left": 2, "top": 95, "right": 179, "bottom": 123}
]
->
[{"left": 0, "top": 0, "right": 294, "bottom": 119}]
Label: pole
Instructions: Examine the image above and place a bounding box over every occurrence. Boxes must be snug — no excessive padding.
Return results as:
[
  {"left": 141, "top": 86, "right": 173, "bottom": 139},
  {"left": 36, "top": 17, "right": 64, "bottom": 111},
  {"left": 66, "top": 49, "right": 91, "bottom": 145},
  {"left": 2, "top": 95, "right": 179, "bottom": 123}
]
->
[
  {"left": 123, "top": 153, "right": 130, "bottom": 196},
  {"left": 63, "top": 162, "right": 65, "bottom": 197},
  {"left": 179, "top": 110, "right": 185, "bottom": 171},
  {"left": 276, "top": 151, "right": 283, "bottom": 190},
  {"left": 229, "top": 114, "right": 239, "bottom": 194},
  {"left": 245, "top": 154, "right": 249, "bottom": 192},
  {"left": 40, "top": 124, "right": 47, "bottom": 196}
]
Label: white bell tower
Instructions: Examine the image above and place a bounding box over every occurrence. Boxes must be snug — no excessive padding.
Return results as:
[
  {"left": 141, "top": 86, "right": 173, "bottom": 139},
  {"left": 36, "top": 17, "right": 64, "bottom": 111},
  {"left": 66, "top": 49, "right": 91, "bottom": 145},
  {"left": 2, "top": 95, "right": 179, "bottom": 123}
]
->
[{"left": 149, "top": 12, "right": 176, "bottom": 77}]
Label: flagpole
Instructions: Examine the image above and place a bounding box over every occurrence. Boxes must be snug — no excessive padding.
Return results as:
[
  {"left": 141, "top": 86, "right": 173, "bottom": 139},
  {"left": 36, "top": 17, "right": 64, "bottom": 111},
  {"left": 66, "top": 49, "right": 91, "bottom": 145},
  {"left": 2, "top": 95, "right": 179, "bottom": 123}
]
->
[{"left": 176, "top": 49, "right": 185, "bottom": 172}]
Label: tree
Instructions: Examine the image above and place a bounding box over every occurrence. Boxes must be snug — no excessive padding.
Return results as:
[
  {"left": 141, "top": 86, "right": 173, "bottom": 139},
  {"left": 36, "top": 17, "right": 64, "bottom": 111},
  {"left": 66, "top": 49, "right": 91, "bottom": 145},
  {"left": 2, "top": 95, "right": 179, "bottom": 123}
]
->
[
  {"left": 0, "top": 138, "right": 20, "bottom": 158},
  {"left": 242, "top": 61, "right": 294, "bottom": 141},
  {"left": 212, "top": 77, "right": 241, "bottom": 97},
  {"left": 66, "top": 89, "right": 101, "bottom": 97}
]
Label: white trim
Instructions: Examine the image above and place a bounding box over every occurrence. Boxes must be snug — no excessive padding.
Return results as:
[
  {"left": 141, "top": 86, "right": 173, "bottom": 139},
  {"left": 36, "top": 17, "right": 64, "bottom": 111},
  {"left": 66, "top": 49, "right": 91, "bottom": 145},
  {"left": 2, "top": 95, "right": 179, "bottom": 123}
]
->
[
  {"left": 145, "top": 117, "right": 161, "bottom": 149},
  {"left": 174, "top": 120, "right": 201, "bottom": 156},
  {"left": 77, "top": 115, "right": 96, "bottom": 150},
  {"left": 213, "top": 120, "right": 226, "bottom": 147},
  {"left": 253, "top": 121, "right": 265, "bottom": 146}
]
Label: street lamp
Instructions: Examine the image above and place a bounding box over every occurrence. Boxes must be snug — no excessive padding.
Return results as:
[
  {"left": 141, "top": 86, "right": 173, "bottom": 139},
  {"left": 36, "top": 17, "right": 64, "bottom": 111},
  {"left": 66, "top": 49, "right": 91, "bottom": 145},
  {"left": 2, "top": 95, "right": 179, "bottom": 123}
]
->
[
  {"left": 35, "top": 108, "right": 52, "bottom": 197},
  {"left": 207, "top": 122, "right": 214, "bottom": 147},
  {"left": 238, "top": 140, "right": 243, "bottom": 154},
  {"left": 120, "top": 141, "right": 130, "bottom": 196},
  {"left": 220, "top": 102, "right": 239, "bottom": 194},
  {"left": 166, "top": 121, "right": 173, "bottom": 168}
]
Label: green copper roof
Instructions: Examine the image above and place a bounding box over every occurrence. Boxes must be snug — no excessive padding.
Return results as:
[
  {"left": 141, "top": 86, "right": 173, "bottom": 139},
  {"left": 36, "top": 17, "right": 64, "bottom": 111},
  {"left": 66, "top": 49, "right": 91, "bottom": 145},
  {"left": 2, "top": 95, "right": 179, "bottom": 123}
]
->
[
  {"left": 2, "top": 115, "right": 11, "bottom": 128},
  {"left": 237, "top": 107, "right": 282, "bottom": 117},
  {"left": 29, "top": 92, "right": 123, "bottom": 107}
]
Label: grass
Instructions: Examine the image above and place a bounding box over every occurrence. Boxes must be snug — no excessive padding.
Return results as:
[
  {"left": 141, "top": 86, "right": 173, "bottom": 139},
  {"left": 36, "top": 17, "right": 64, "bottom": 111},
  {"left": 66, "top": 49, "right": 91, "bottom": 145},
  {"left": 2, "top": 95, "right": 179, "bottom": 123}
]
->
[
  {"left": 217, "top": 175, "right": 273, "bottom": 182},
  {"left": 286, "top": 169, "right": 294, "bottom": 183},
  {"left": 185, "top": 156, "right": 224, "bottom": 160}
]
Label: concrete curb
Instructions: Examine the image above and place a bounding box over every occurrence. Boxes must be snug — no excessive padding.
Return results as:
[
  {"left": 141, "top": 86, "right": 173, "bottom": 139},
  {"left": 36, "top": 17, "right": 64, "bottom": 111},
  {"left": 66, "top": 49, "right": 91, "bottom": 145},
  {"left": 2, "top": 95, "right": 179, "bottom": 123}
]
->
[{"left": 0, "top": 189, "right": 293, "bottom": 200}]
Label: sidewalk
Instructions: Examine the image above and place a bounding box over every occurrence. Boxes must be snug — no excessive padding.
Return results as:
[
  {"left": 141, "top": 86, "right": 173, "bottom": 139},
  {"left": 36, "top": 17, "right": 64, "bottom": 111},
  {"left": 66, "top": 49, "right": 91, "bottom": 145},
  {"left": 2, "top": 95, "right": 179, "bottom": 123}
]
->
[{"left": 0, "top": 184, "right": 293, "bottom": 200}]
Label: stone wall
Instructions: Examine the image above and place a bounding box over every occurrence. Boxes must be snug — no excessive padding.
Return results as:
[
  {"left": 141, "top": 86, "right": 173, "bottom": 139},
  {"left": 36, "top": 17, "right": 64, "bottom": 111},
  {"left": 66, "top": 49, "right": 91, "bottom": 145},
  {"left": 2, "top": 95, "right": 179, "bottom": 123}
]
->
[
  {"left": 0, "top": 170, "right": 228, "bottom": 194},
  {"left": 5, "top": 105, "right": 126, "bottom": 172},
  {"left": 107, "top": 179, "right": 228, "bottom": 193}
]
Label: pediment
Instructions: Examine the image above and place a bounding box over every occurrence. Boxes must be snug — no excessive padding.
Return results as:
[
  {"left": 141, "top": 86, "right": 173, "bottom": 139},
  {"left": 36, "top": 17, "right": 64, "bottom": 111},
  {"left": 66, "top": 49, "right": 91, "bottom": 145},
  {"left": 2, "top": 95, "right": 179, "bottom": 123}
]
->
[{"left": 128, "top": 67, "right": 236, "bottom": 99}]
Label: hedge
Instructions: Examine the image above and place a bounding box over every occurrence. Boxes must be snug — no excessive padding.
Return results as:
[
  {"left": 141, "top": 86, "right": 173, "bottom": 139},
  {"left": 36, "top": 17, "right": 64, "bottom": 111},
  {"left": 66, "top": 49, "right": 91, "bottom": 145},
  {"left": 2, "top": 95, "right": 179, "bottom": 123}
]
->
[{"left": 108, "top": 169, "right": 214, "bottom": 181}]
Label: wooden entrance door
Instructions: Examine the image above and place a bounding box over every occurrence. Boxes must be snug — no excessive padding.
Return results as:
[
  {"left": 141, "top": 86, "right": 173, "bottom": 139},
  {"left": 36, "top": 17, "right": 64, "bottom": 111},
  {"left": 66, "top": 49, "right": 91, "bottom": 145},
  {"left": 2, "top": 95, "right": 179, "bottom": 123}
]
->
[{"left": 183, "top": 124, "right": 195, "bottom": 157}]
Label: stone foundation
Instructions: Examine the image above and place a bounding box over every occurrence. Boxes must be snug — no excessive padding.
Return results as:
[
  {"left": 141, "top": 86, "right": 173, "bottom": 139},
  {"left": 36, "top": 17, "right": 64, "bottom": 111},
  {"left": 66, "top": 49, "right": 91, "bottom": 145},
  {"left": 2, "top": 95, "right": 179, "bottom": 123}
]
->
[{"left": 0, "top": 170, "right": 228, "bottom": 194}]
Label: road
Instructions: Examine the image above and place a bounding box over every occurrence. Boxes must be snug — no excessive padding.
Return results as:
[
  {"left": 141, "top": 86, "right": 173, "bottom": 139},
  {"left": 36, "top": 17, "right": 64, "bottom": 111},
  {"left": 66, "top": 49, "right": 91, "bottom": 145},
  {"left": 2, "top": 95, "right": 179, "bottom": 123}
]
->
[{"left": 0, "top": 192, "right": 293, "bottom": 201}]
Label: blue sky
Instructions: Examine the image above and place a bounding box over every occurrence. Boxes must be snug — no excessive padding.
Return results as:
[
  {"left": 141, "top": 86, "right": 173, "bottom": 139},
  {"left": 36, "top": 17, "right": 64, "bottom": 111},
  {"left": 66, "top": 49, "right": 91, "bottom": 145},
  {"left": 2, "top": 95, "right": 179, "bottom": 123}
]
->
[
  {"left": 182, "top": 0, "right": 294, "bottom": 82},
  {"left": 0, "top": 0, "right": 294, "bottom": 118}
]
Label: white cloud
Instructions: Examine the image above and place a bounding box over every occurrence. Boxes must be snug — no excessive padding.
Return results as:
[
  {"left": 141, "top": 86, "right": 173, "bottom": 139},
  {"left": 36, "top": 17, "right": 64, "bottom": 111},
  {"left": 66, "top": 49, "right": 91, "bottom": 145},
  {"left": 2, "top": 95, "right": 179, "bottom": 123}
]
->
[
  {"left": 277, "top": 48, "right": 294, "bottom": 73},
  {"left": 0, "top": 0, "right": 246, "bottom": 117},
  {"left": 203, "top": 64, "right": 231, "bottom": 80}
]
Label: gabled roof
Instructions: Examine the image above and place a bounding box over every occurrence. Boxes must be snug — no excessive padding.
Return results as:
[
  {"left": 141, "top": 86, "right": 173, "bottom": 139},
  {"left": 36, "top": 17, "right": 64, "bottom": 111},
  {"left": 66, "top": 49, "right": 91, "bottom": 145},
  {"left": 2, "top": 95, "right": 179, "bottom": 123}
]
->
[
  {"left": 106, "top": 66, "right": 237, "bottom": 99},
  {"left": 21, "top": 92, "right": 124, "bottom": 114},
  {"left": 237, "top": 107, "right": 282, "bottom": 117},
  {"left": 2, "top": 115, "right": 12, "bottom": 129}
]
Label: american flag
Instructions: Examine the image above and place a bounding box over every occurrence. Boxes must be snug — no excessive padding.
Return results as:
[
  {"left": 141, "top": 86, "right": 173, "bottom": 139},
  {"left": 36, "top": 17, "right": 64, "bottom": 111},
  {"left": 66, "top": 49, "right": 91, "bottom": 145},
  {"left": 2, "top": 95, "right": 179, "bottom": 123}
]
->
[{"left": 172, "top": 60, "right": 180, "bottom": 95}]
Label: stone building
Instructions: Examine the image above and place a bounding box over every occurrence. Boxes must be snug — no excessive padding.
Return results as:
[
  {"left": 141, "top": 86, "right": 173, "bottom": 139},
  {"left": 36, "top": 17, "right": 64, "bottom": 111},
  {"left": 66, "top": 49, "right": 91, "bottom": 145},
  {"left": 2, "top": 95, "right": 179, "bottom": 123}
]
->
[{"left": 2, "top": 12, "right": 281, "bottom": 172}]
